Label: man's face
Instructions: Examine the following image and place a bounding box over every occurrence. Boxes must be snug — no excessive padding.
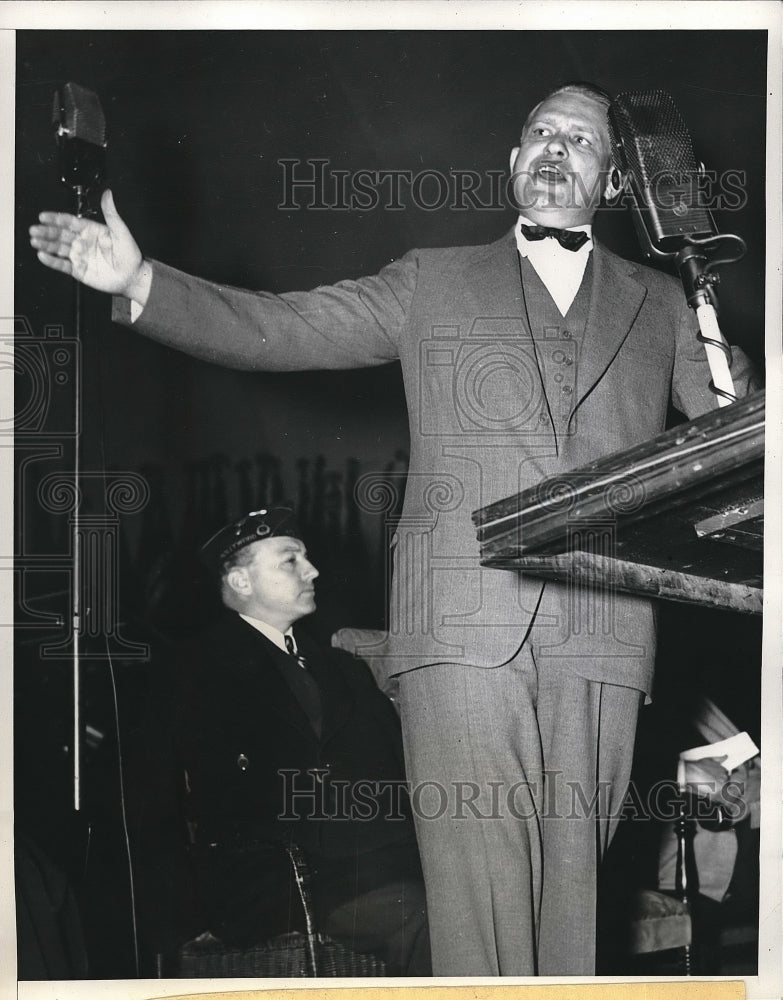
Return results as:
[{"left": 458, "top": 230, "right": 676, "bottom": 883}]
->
[
  {"left": 229, "top": 536, "right": 319, "bottom": 631},
  {"left": 509, "top": 90, "right": 612, "bottom": 227}
]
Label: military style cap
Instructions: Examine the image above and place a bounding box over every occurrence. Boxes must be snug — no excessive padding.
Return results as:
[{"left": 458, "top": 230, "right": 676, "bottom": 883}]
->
[{"left": 200, "top": 507, "right": 303, "bottom": 571}]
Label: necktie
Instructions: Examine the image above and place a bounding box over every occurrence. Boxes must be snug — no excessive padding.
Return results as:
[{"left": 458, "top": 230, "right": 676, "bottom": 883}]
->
[
  {"left": 285, "top": 634, "right": 308, "bottom": 669},
  {"left": 282, "top": 634, "right": 321, "bottom": 736},
  {"left": 520, "top": 223, "right": 589, "bottom": 252}
]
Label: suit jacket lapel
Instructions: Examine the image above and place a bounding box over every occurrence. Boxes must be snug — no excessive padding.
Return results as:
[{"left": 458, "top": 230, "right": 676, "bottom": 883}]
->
[
  {"left": 572, "top": 242, "right": 647, "bottom": 417},
  {"left": 295, "top": 631, "right": 355, "bottom": 743},
  {"left": 227, "top": 617, "right": 318, "bottom": 740},
  {"left": 465, "top": 230, "right": 528, "bottom": 329},
  {"left": 463, "top": 230, "right": 555, "bottom": 433}
]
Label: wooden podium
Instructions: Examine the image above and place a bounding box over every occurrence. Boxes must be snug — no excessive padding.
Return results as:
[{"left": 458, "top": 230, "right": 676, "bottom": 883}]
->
[{"left": 472, "top": 391, "right": 764, "bottom": 614}]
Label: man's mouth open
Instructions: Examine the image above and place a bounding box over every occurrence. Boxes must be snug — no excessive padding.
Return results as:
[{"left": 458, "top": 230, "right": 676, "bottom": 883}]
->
[{"left": 536, "top": 163, "right": 567, "bottom": 183}]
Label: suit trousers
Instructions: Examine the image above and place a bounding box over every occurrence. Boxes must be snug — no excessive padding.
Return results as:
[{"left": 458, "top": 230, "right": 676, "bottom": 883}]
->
[{"left": 397, "top": 642, "right": 643, "bottom": 976}]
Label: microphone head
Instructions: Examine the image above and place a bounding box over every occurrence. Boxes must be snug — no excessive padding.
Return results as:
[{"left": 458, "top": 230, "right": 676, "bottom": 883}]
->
[
  {"left": 52, "top": 82, "right": 107, "bottom": 196},
  {"left": 609, "top": 90, "right": 714, "bottom": 255},
  {"left": 53, "top": 82, "right": 107, "bottom": 147}
]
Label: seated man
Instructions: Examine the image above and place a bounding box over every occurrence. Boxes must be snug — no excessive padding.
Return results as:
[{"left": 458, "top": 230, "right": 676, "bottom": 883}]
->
[{"left": 132, "top": 507, "right": 430, "bottom": 977}]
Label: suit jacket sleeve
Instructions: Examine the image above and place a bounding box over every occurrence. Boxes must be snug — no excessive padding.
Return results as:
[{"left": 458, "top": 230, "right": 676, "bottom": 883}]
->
[
  {"left": 112, "top": 254, "right": 418, "bottom": 370},
  {"left": 671, "top": 294, "right": 761, "bottom": 418}
]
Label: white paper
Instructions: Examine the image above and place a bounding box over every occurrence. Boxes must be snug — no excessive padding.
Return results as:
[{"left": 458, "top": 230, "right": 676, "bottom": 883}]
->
[{"left": 679, "top": 730, "right": 760, "bottom": 773}]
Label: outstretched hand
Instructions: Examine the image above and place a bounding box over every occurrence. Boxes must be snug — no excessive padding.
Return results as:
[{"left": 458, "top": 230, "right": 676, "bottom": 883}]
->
[{"left": 29, "top": 189, "right": 151, "bottom": 305}]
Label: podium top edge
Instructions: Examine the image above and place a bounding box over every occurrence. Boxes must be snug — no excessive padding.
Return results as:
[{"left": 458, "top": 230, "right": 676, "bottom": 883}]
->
[{"left": 472, "top": 389, "right": 765, "bottom": 528}]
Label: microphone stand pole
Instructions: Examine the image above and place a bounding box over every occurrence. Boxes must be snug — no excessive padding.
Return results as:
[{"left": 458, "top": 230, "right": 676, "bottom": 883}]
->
[
  {"left": 55, "top": 81, "right": 107, "bottom": 812},
  {"left": 675, "top": 237, "right": 745, "bottom": 408},
  {"left": 71, "top": 183, "right": 86, "bottom": 811}
]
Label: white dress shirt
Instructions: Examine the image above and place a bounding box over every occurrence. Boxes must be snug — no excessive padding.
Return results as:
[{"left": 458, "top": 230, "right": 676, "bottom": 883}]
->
[{"left": 515, "top": 215, "right": 593, "bottom": 316}]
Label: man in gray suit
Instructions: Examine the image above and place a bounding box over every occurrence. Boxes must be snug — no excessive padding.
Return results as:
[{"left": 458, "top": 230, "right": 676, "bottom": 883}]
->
[{"left": 30, "top": 81, "right": 757, "bottom": 975}]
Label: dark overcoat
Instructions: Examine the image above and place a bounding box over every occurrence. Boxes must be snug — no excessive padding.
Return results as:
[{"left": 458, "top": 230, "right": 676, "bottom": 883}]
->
[{"left": 133, "top": 613, "right": 421, "bottom": 952}]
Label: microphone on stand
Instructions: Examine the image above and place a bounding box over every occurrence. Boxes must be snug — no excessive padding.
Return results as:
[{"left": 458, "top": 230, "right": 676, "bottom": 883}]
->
[
  {"left": 609, "top": 89, "right": 744, "bottom": 405},
  {"left": 53, "top": 82, "right": 107, "bottom": 211},
  {"left": 48, "top": 82, "right": 142, "bottom": 977}
]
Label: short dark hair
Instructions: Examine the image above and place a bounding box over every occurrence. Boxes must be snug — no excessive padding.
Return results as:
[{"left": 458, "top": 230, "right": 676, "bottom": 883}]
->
[
  {"left": 218, "top": 543, "right": 255, "bottom": 609},
  {"left": 221, "top": 543, "right": 256, "bottom": 579}
]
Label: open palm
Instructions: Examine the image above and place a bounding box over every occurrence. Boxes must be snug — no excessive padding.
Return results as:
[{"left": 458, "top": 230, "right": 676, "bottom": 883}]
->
[{"left": 29, "top": 189, "right": 142, "bottom": 296}]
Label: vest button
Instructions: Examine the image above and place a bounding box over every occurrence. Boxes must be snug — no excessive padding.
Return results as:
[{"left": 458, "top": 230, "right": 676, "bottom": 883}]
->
[
  {"left": 562, "top": 330, "right": 572, "bottom": 339},
  {"left": 539, "top": 412, "right": 548, "bottom": 424},
  {"left": 565, "top": 356, "right": 574, "bottom": 366},
  {"left": 562, "top": 385, "right": 573, "bottom": 394},
  {"left": 554, "top": 373, "right": 563, "bottom": 383}
]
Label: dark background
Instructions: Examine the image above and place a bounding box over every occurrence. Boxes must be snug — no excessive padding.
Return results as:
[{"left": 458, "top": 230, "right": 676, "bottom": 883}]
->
[{"left": 14, "top": 30, "right": 766, "bottom": 978}]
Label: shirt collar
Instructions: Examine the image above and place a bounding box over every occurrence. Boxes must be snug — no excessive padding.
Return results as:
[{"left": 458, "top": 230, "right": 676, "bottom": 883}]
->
[{"left": 239, "top": 613, "right": 294, "bottom": 653}]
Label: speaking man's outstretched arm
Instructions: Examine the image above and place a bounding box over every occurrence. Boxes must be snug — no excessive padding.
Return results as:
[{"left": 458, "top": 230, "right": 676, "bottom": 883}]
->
[{"left": 30, "top": 186, "right": 414, "bottom": 372}]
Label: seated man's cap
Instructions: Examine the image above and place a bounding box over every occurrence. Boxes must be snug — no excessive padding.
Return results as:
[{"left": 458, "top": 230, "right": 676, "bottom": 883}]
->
[{"left": 200, "top": 507, "right": 303, "bottom": 571}]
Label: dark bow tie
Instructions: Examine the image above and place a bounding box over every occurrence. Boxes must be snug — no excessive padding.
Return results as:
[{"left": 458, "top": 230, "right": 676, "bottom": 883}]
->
[{"left": 520, "top": 223, "right": 589, "bottom": 252}]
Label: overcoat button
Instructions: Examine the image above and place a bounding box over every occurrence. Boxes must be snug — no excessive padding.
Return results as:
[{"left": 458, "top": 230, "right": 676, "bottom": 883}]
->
[{"left": 237, "top": 753, "right": 249, "bottom": 772}]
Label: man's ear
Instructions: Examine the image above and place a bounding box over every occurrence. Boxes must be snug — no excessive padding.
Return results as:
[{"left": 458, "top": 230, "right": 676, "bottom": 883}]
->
[
  {"left": 604, "top": 166, "right": 626, "bottom": 202},
  {"left": 226, "top": 566, "right": 250, "bottom": 598},
  {"left": 509, "top": 147, "right": 519, "bottom": 174}
]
